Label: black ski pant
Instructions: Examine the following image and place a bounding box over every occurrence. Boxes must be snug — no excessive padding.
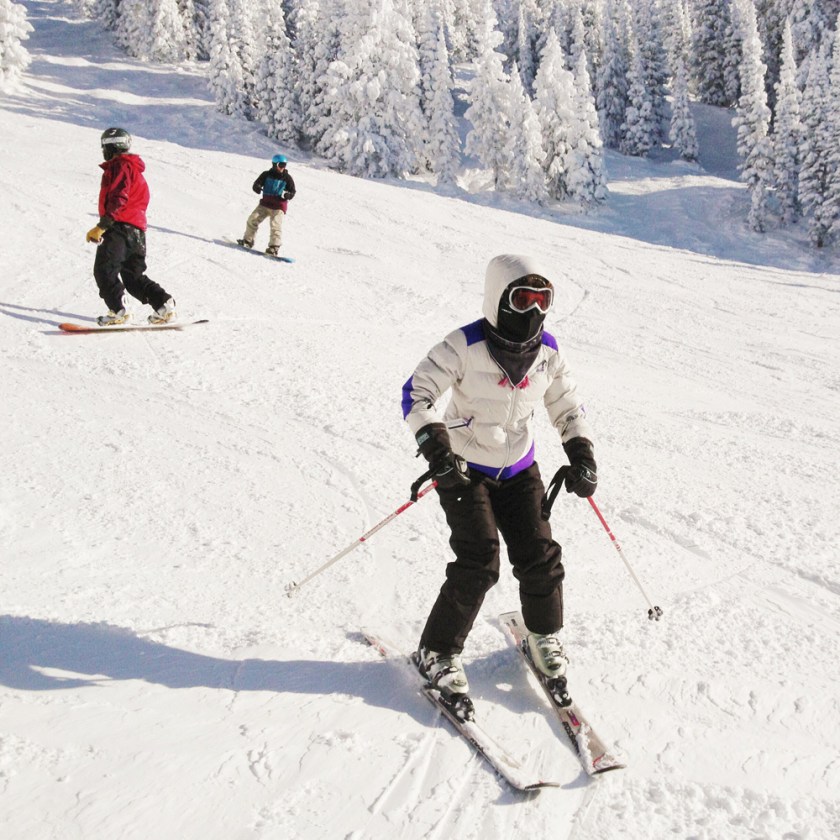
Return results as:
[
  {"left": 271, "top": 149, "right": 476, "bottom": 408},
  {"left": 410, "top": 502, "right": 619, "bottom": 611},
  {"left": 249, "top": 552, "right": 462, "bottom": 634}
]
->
[
  {"left": 93, "top": 223, "right": 169, "bottom": 313},
  {"left": 420, "top": 463, "right": 564, "bottom": 655}
]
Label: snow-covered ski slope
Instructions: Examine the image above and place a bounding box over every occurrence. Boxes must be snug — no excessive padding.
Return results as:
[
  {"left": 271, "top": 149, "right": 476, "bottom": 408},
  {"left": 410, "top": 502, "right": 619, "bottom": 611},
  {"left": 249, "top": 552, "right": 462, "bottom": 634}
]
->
[{"left": 1, "top": 3, "right": 838, "bottom": 838}]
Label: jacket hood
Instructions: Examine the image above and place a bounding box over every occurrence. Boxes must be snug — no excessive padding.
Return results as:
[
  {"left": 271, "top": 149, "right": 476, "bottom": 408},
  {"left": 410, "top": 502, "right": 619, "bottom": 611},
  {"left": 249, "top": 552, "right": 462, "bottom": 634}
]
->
[
  {"left": 482, "top": 254, "right": 552, "bottom": 327},
  {"left": 100, "top": 153, "right": 145, "bottom": 173}
]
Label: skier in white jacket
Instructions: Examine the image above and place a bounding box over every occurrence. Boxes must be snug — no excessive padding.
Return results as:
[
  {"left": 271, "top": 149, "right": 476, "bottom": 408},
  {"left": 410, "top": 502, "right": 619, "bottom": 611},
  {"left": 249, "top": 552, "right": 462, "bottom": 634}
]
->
[{"left": 402, "top": 254, "right": 597, "bottom": 719}]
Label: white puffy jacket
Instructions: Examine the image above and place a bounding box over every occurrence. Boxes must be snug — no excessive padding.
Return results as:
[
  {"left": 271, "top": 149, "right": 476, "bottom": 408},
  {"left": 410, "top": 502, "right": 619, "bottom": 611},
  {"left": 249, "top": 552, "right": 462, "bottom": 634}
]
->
[{"left": 402, "top": 255, "right": 593, "bottom": 480}]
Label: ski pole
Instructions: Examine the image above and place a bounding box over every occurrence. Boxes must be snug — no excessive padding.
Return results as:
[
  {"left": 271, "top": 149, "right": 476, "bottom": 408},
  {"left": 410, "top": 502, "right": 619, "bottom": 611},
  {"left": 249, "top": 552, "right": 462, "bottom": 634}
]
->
[
  {"left": 586, "top": 496, "right": 663, "bottom": 621},
  {"left": 285, "top": 469, "right": 437, "bottom": 597}
]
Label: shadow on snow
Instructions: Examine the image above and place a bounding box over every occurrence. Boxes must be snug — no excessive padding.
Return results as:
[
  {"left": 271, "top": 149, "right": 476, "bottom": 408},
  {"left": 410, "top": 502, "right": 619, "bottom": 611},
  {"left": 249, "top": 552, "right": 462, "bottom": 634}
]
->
[{"left": 0, "top": 614, "right": 431, "bottom": 724}]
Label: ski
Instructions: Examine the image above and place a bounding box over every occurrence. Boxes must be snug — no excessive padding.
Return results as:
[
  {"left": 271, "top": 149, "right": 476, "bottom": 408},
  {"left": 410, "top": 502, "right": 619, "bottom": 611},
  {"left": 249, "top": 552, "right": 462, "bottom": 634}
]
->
[
  {"left": 363, "top": 630, "right": 560, "bottom": 791},
  {"left": 500, "top": 611, "right": 625, "bottom": 776},
  {"left": 58, "top": 319, "right": 209, "bottom": 334},
  {"left": 221, "top": 237, "right": 295, "bottom": 263}
]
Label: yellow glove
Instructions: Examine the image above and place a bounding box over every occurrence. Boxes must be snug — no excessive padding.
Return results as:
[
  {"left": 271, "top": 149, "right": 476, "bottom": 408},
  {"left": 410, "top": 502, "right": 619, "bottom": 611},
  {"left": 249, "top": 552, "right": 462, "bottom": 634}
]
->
[{"left": 86, "top": 226, "right": 106, "bottom": 243}]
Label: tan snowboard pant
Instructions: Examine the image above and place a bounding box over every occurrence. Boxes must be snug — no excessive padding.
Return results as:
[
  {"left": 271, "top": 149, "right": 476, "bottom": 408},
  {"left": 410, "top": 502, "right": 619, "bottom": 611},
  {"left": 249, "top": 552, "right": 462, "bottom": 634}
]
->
[{"left": 243, "top": 205, "right": 285, "bottom": 248}]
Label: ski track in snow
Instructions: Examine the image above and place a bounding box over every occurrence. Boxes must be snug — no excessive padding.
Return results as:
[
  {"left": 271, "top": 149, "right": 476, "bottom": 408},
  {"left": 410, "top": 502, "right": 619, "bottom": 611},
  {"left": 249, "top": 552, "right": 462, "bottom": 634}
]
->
[{"left": 2, "top": 2, "right": 840, "bottom": 839}]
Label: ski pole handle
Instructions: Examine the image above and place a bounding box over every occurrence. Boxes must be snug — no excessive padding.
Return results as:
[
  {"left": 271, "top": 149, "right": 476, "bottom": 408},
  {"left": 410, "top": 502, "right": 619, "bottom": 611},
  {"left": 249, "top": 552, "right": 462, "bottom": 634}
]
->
[
  {"left": 410, "top": 466, "right": 436, "bottom": 501},
  {"left": 285, "top": 477, "right": 437, "bottom": 597},
  {"left": 587, "top": 496, "right": 663, "bottom": 621}
]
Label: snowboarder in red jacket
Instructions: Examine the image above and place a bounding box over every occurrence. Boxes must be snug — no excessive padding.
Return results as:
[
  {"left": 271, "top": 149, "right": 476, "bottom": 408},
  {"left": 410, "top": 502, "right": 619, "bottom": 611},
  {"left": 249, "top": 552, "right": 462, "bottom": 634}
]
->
[{"left": 86, "top": 128, "right": 176, "bottom": 326}]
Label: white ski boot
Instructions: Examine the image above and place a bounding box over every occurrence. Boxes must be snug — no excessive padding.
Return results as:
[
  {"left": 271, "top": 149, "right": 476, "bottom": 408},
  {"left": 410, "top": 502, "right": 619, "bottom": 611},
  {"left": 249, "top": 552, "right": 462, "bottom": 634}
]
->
[
  {"left": 416, "top": 646, "right": 474, "bottom": 720},
  {"left": 148, "top": 297, "right": 176, "bottom": 324},
  {"left": 526, "top": 631, "right": 571, "bottom": 706},
  {"left": 526, "top": 632, "right": 569, "bottom": 678}
]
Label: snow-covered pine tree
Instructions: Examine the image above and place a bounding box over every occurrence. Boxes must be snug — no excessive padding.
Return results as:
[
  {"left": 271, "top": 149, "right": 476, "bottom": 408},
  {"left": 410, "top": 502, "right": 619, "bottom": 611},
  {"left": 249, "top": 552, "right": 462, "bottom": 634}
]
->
[
  {"left": 579, "top": 0, "right": 604, "bottom": 76},
  {"left": 464, "top": 3, "right": 514, "bottom": 189},
  {"left": 534, "top": 28, "right": 577, "bottom": 201},
  {"left": 564, "top": 5, "right": 583, "bottom": 69},
  {"left": 206, "top": 0, "right": 249, "bottom": 118},
  {"left": 567, "top": 47, "right": 608, "bottom": 207},
  {"left": 799, "top": 42, "right": 835, "bottom": 246},
  {"left": 440, "top": 0, "right": 469, "bottom": 62},
  {"left": 0, "top": 0, "right": 32, "bottom": 90},
  {"left": 420, "top": 7, "right": 461, "bottom": 185},
  {"left": 691, "top": 0, "right": 739, "bottom": 107},
  {"left": 669, "top": 54, "right": 699, "bottom": 161},
  {"left": 731, "top": 0, "right": 772, "bottom": 233},
  {"left": 790, "top": 0, "right": 836, "bottom": 87},
  {"left": 754, "top": 0, "right": 791, "bottom": 111},
  {"left": 416, "top": 1, "right": 436, "bottom": 112},
  {"left": 633, "top": 0, "right": 669, "bottom": 141},
  {"left": 827, "top": 17, "right": 840, "bottom": 242},
  {"left": 772, "top": 18, "right": 803, "bottom": 225},
  {"left": 596, "top": 0, "right": 629, "bottom": 149},
  {"left": 114, "top": 0, "right": 154, "bottom": 58},
  {"left": 506, "top": 61, "right": 548, "bottom": 202},
  {"left": 662, "top": 0, "right": 692, "bottom": 72},
  {"left": 113, "top": 0, "right": 189, "bottom": 62},
  {"left": 289, "top": 0, "right": 333, "bottom": 149},
  {"left": 87, "top": 0, "right": 120, "bottom": 31},
  {"left": 227, "top": 0, "right": 258, "bottom": 119},
  {"left": 315, "top": 0, "right": 424, "bottom": 178},
  {"left": 177, "top": 0, "right": 199, "bottom": 61},
  {"left": 549, "top": 0, "right": 601, "bottom": 81},
  {"left": 721, "top": 4, "right": 743, "bottom": 107},
  {"left": 515, "top": 0, "right": 538, "bottom": 94},
  {"left": 190, "top": 0, "right": 213, "bottom": 60},
  {"left": 461, "top": 0, "right": 492, "bottom": 61},
  {"left": 148, "top": 0, "right": 190, "bottom": 62},
  {"left": 416, "top": 1, "right": 443, "bottom": 128},
  {"left": 620, "top": 31, "right": 656, "bottom": 157},
  {"left": 255, "top": 0, "right": 298, "bottom": 144},
  {"left": 546, "top": 0, "right": 572, "bottom": 60}
]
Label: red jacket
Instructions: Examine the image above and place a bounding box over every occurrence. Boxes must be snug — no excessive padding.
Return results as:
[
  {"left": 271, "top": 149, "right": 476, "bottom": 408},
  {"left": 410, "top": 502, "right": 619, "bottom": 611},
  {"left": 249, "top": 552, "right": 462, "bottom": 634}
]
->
[{"left": 98, "top": 154, "right": 149, "bottom": 231}]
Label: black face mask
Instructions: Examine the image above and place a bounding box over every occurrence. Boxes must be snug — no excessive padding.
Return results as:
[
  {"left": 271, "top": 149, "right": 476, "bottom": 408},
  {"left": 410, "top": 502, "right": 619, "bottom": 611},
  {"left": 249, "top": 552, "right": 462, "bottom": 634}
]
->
[{"left": 496, "top": 300, "right": 546, "bottom": 343}]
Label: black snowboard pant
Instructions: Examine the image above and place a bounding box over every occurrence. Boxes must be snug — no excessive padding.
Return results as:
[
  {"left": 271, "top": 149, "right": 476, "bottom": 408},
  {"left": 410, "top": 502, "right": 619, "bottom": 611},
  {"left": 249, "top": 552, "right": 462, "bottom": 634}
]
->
[
  {"left": 93, "top": 223, "right": 169, "bottom": 313},
  {"left": 420, "top": 462, "right": 565, "bottom": 655}
]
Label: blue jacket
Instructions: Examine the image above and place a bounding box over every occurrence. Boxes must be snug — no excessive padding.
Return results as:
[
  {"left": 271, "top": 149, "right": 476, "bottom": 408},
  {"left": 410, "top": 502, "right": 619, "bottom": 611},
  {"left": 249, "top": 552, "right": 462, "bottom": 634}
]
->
[{"left": 253, "top": 167, "right": 296, "bottom": 211}]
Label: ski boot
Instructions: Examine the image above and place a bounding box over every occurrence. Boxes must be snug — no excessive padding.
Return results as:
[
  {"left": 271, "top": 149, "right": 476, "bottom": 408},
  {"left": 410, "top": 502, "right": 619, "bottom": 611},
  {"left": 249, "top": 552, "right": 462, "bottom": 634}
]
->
[
  {"left": 414, "top": 646, "right": 475, "bottom": 721},
  {"left": 526, "top": 632, "right": 571, "bottom": 707},
  {"left": 236, "top": 238, "right": 253, "bottom": 248},
  {"left": 148, "top": 297, "right": 176, "bottom": 324},
  {"left": 97, "top": 296, "right": 129, "bottom": 326},
  {"left": 265, "top": 245, "right": 279, "bottom": 256}
]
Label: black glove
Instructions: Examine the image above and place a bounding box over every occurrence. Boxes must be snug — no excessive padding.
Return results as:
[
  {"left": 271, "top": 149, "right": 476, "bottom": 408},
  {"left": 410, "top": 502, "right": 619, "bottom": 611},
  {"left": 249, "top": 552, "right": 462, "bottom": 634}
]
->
[
  {"left": 416, "top": 423, "right": 470, "bottom": 489},
  {"left": 563, "top": 437, "right": 597, "bottom": 498}
]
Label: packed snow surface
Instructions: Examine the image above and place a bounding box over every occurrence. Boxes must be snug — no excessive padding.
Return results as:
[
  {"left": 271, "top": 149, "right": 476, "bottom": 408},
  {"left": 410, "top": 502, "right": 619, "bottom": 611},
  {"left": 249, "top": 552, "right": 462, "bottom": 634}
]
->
[{"left": 1, "top": 3, "right": 839, "bottom": 839}]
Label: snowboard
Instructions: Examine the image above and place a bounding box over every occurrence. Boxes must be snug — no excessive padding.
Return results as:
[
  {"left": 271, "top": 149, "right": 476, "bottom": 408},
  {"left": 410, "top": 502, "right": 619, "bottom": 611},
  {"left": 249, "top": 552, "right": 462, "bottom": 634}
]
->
[
  {"left": 59, "top": 319, "right": 209, "bottom": 334},
  {"left": 221, "top": 237, "right": 295, "bottom": 263}
]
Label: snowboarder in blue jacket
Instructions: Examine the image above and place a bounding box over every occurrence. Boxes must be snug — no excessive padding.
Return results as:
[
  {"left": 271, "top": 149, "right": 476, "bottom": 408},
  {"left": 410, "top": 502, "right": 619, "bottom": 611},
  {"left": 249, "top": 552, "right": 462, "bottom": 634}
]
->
[{"left": 237, "top": 154, "right": 297, "bottom": 256}]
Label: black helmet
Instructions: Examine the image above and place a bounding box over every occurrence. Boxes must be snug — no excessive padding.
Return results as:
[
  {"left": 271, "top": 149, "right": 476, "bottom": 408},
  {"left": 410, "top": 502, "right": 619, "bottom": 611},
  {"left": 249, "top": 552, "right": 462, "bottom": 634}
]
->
[{"left": 101, "top": 127, "right": 132, "bottom": 160}]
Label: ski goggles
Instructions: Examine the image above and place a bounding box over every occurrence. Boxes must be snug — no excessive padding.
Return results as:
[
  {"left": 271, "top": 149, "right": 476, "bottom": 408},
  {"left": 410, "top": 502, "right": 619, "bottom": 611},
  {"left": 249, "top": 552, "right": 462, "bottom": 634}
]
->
[{"left": 508, "top": 285, "right": 554, "bottom": 314}]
